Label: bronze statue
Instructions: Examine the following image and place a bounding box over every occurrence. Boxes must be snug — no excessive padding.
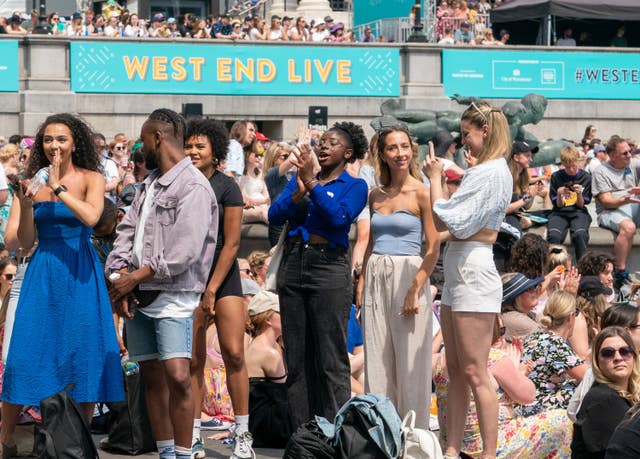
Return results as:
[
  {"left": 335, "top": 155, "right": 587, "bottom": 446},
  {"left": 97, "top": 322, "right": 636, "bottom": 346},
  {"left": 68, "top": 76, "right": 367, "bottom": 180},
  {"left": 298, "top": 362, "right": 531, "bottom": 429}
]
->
[{"left": 371, "top": 93, "right": 570, "bottom": 167}]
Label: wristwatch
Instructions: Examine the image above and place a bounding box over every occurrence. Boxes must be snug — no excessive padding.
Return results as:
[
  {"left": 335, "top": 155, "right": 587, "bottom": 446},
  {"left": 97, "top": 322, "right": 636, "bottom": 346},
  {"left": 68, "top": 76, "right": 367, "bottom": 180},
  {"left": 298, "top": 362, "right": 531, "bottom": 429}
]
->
[{"left": 54, "top": 184, "right": 68, "bottom": 196}]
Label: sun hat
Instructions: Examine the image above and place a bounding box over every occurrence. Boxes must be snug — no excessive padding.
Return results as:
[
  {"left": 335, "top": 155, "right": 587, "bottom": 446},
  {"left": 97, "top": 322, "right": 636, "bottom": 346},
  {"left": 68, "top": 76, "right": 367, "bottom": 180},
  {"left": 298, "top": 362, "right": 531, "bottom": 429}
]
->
[{"left": 502, "top": 273, "right": 544, "bottom": 304}]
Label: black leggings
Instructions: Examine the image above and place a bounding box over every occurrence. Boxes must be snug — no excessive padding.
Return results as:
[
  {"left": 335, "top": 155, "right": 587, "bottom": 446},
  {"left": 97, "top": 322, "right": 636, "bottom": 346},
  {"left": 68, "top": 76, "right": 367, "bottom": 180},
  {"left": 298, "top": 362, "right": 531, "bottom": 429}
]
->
[{"left": 546, "top": 210, "right": 592, "bottom": 261}]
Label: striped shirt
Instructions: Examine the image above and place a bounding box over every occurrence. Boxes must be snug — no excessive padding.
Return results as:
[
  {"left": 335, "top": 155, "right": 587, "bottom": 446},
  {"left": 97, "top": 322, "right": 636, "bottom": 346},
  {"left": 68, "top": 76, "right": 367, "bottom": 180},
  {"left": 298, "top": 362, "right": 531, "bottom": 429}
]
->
[{"left": 433, "top": 157, "right": 512, "bottom": 239}]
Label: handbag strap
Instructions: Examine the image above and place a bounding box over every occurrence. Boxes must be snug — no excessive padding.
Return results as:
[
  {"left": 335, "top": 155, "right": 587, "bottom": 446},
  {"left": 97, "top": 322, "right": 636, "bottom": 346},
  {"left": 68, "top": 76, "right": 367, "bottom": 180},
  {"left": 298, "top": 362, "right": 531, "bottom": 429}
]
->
[{"left": 401, "top": 410, "right": 416, "bottom": 430}]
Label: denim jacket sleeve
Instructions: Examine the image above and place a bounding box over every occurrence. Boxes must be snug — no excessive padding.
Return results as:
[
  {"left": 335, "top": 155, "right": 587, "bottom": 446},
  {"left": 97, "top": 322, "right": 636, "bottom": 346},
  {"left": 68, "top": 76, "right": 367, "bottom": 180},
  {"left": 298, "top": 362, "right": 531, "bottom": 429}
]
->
[
  {"left": 105, "top": 186, "right": 142, "bottom": 275},
  {"left": 148, "top": 182, "right": 215, "bottom": 281},
  {"left": 267, "top": 176, "right": 299, "bottom": 226}
]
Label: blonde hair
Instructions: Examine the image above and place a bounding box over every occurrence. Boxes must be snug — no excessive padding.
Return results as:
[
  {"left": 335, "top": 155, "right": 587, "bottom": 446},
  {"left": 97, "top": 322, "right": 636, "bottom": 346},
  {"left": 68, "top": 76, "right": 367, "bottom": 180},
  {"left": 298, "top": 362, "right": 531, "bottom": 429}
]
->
[
  {"left": 547, "top": 245, "right": 571, "bottom": 272},
  {"left": 460, "top": 102, "right": 511, "bottom": 165},
  {"left": 560, "top": 145, "right": 580, "bottom": 165},
  {"left": 248, "top": 250, "right": 269, "bottom": 271},
  {"left": 263, "top": 142, "right": 290, "bottom": 175},
  {"left": 577, "top": 293, "right": 610, "bottom": 345},
  {"left": 508, "top": 153, "right": 531, "bottom": 195},
  {"left": 592, "top": 326, "right": 640, "bottom": 404},
  {"left": 540, "top": 290, "right": 576, "bottom": 328},
  {"left": 246, "top": 309, "right": 276, "bottom": 337},
  {"left": 0, "top": 143, "right": 18, "bottom": 163},
  {"left": 374, "top": 127, "right": 421, "bottom": 187}
]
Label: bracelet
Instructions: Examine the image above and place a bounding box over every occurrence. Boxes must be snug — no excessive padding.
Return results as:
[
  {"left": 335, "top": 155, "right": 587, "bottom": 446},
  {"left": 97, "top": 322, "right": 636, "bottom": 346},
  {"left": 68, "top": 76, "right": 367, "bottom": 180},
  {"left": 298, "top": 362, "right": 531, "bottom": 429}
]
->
[{"left": 304, "top": 178, "right": 318, "bottom": 186}]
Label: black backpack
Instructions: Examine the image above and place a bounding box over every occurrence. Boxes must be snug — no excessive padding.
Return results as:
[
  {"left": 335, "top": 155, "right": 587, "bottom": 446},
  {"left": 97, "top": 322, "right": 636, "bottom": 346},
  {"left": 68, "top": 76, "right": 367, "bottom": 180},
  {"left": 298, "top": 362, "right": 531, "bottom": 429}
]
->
[
  {"left": 33, "top": 386, "right": 99, "bottom": 459},
  {"left": 283, "top": 419, "right": 336, "bottom": 459},
  {"left": 335, "top": 407, "right": 386, "bottom": 459},
  {"left": 100, "top": 370, "right": 156, "bottom": 455}
]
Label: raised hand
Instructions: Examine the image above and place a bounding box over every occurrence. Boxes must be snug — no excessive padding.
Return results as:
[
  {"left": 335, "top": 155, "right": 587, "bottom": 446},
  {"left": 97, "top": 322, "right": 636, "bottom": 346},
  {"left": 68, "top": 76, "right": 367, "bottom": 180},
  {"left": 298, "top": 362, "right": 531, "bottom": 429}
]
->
[{"left": 422, "top": 141, "right": 443, "bottom": 180}]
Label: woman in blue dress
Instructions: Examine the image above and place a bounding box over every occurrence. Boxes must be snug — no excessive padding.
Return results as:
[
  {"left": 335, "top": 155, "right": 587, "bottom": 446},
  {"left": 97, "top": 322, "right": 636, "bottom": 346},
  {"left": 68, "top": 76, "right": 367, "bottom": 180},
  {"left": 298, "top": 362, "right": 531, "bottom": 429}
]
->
[{"left": 1, "top": 114, "right": 123, "bottom": 456}]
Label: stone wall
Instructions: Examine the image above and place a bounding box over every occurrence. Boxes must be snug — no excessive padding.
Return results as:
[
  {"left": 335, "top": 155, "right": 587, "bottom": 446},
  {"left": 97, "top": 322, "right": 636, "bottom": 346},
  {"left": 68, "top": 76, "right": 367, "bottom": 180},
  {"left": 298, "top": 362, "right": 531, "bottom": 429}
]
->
[{"left": 1, "top": 36, "right": 639, "bottom": 143}]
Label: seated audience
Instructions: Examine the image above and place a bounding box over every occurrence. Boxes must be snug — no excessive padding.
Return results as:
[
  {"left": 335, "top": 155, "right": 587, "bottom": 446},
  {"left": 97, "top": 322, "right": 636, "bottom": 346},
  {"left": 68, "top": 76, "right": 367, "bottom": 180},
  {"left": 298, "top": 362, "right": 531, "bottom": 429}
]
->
[
  {"left": 520, "top": 290, "right": 587, "bottom": 416},
  {"left": 434, "top": 315, "right": 572, "bottom": 457},
  {"left": 501, "top": 273, "right": 544, "bottom": 341},
  {"left": 547, "top": 146, "right": 592, "bottom": 261},
  {"left": 246, "top": 290, "right": 291, "bottom": 449},
  {"left": 572, "top": 327, "right": 640, "bottom": 458}
]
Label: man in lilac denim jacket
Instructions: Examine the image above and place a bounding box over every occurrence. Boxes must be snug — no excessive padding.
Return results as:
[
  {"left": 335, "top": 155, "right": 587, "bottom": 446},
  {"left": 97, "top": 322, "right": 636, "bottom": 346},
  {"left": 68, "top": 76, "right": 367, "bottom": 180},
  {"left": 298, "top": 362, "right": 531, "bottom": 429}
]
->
[{"left": 106, "top": 109, "right": 217, "bottom": 459}]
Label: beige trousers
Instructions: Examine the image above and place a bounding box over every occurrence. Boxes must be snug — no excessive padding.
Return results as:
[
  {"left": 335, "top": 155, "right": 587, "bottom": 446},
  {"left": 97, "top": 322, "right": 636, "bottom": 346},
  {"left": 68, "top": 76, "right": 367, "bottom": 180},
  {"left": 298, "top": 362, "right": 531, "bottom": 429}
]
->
[{"left": 362, "top": 253, "right": 433, "bottom": 429}]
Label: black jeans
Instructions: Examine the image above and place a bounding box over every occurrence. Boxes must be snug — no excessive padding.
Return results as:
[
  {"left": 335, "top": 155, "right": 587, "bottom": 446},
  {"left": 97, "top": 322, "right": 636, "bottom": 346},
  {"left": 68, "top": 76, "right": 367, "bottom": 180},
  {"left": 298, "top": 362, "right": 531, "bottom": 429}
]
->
[
  {"left": 547, "top": 209, "right": 592, "bottom": 261},
  {"left": 277, "top": 243, "right": 352, "bottom": 429}
]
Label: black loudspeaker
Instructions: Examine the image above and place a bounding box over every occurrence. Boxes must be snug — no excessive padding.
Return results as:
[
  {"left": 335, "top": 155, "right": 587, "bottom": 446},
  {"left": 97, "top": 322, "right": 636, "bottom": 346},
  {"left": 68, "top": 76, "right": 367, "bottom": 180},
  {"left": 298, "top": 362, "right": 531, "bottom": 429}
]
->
[
  {"left": 308, "top": 106, "right": 328, "bottom": 130},
  {"left": 182, "top": 103, "right": 203, "bottom": 118}
]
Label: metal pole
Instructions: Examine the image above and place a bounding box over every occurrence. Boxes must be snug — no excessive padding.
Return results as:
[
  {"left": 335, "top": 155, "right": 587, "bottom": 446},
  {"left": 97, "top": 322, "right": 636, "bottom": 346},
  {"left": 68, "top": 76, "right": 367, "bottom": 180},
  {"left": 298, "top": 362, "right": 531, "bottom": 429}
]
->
[
  {"left": 547, "top": 14, "right": 551, "bottom": 46},
  {"left": 407, "top": 0, "right": 427, "bottom": 43}
]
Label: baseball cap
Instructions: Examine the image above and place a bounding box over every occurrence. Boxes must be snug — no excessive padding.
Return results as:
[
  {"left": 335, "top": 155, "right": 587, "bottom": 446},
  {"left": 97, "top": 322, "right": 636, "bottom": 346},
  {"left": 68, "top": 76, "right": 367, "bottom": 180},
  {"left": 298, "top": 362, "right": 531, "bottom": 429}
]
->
[
  {"left": 444, "top": 169, "right": 464, "bottom": 183},
  {"left": 72, "top": 12, "right": 82, "bottom": 20},
  {"left": 594, "top": 144, "right": 606, "bottom": 154},
  {"left": 167, "top": 17, "right": 176, "bottom": 24},
  {"left": 271, "top": 14, "right": 281, "bottom": 21},
  {"left": 283, "top": 16, "right": 293, "bottom": 21},
  {"left": 511, "top": 140, "right": 539, "bottom": 155},
  {"left": 248, "top": 290, "right": 280, "bottom": 316},
  {"left": 241, "top": 278, "right": 261, "bottom": 296},
  {"left": 313, "top": 18, "right": 324, "bottom": 26},
  {"left": 578, "top": 276, "right": 613, "bottom": 299},
  {"left": 255, "top": 132, "right": 269, "bottom": 142},
  {"left": 324, "top": 16, "right": 334, "bottom": 23},
  {"left": 431, "top": 131, "right": 455, "bottom": 157}
]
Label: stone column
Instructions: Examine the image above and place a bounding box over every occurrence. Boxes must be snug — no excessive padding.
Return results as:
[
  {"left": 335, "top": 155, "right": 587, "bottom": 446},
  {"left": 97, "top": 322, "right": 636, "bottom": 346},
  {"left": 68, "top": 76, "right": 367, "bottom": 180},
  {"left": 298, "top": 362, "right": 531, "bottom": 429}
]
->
[{"left": 295, "top": 0, "right": 333, "bottom": 21}]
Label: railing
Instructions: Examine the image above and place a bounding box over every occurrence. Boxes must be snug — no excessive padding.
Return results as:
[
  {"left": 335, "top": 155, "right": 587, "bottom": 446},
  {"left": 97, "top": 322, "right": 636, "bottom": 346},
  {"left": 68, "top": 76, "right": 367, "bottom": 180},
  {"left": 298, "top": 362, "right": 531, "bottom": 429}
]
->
[
  {"left": 354, "top": 12, "right": 489, "bottom": 43},
  {"left": 352, "top": 17, "right": 413, "bottom": 43}
]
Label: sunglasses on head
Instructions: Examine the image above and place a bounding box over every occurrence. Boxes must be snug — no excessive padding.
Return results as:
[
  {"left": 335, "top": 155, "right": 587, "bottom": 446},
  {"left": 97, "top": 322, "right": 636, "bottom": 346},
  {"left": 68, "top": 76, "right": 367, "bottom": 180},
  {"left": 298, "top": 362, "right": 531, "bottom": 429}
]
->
[{"left": 600, "top": 345, "right": 634, "bottom": 359}]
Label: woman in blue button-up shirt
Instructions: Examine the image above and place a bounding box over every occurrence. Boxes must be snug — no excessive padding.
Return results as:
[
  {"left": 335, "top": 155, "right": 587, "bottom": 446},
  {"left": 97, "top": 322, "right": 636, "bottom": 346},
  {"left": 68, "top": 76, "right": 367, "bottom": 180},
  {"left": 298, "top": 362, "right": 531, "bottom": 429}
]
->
[{"left": 268, "top": 122, "right": 368, "bottom": 428}]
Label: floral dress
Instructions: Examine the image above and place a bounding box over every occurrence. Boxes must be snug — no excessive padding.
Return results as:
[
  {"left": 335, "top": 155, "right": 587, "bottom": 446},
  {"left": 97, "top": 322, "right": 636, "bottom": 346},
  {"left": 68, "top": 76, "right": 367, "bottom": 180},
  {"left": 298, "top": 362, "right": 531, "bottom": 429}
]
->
[
  {"left": 520, "top": 330, "right": 584, "bottom": 417},
  {"left": 434, "top": 348, "right": 572, "bottom": 458}
]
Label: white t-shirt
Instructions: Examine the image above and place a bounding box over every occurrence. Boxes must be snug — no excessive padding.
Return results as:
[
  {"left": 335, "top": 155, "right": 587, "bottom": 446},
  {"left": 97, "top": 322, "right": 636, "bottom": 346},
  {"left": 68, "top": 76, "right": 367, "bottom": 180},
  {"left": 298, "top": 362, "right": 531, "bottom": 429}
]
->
[
  {"left": 0, "top": 163, "right": 8, "bottom": 191},
  {"left": 226, "top": 139, "right": 245, "bottom": 179},
  {"left": 312, "top": 29, "right": 329, "bottom": 42},
  {"left": 132, "top": 180, "right": 200, "bottom": 318},
  {"left": 101, "top": 156, "right": 120, "bottom": 200}
]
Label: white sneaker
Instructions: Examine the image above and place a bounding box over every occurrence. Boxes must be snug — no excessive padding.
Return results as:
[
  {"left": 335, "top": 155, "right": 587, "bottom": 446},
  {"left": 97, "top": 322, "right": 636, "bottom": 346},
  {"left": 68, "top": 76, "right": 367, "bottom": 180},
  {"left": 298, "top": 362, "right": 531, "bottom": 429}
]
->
[
  {"left": 230, "top": 431, "right": 256, "bottom": 459},
  {"left": 191, "top": 437, "right": 206, "bottom": 459}
]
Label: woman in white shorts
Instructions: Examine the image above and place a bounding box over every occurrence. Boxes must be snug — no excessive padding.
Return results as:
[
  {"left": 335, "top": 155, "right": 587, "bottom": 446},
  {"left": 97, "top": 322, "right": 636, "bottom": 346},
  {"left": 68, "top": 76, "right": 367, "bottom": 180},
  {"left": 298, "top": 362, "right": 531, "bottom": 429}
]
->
[{"left": 423, "top": 102, "right": 512, "bottom": 459}]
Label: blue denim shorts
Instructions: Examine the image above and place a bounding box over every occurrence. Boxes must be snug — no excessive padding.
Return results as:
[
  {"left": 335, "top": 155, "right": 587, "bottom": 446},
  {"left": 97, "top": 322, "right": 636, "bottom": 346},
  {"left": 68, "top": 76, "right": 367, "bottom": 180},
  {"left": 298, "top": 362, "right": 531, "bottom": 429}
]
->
[{"left": 125, "top": 313, "right": 193, "bottom": 362}]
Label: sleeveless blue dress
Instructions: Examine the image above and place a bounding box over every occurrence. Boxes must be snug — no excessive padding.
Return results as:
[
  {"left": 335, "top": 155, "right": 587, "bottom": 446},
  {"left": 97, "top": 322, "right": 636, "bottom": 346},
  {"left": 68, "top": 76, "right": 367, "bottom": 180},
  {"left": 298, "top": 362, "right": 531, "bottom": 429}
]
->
[{"left": 2, "top": 202, "right": 124, "bottom": 405}]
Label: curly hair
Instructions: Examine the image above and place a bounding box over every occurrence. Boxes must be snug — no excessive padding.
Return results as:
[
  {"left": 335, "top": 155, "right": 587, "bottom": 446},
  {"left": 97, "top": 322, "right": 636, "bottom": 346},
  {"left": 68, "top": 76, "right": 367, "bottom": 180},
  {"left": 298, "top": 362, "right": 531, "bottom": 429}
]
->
[
  {"left": 26, "top": 113, "right": 101, "bottom": 179},
  {"left": 578, "top": 251, "right": 615, "bottom": 277},
  {"left": 508, "top": 233, "right": 550, "bottom": 278},
  {"left": 185, "top": 117, "right": 230, "bottom": 163},
  {"left": 329, "top": 121, "right": 368, "bottom": 163}
]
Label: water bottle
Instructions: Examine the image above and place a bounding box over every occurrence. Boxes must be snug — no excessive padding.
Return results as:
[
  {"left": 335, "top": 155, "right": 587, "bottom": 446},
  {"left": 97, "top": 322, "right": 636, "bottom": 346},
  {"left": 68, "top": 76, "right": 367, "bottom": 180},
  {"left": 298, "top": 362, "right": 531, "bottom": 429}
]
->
[
  {"left": 26, "top": 167, "right": 50, "bottom": 198},
  {"left": 121, "top": 354, "right": 140, "bottom": 376}
]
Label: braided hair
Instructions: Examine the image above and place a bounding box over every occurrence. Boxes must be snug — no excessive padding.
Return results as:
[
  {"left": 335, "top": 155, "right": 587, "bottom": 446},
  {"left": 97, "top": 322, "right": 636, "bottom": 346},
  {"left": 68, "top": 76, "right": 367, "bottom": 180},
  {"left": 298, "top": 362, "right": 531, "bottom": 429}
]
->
[{"left": 147, "top": 108, "right": 187, "bottom": 144}]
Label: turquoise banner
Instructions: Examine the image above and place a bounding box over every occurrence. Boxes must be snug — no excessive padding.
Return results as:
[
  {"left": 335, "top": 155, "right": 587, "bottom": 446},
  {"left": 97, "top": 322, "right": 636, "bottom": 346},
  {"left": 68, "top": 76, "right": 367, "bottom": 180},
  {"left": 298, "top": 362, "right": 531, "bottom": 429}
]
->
[
  {"left": 354, "top": 0, "right": 420, "bottom": 27},
  {"left": 0, "top": 41, "right": 19, "bottom": 92},
  {"left": 70, "top": 42, "right": 399, "bottom": 97},
  {"left": 443, "top": 49, "right": 640, "bottom": 100}
]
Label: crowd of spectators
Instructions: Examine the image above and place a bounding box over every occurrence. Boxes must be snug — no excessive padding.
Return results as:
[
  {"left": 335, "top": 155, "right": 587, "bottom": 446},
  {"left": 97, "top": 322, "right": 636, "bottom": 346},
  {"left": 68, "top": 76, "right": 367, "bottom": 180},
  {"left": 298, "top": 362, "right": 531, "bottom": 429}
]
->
[
  {"left": 0, "top": 2, "right": 370, "bottom": 43},
  {"left": 4, "top": 108, "right": 640, "bottom": 457}
]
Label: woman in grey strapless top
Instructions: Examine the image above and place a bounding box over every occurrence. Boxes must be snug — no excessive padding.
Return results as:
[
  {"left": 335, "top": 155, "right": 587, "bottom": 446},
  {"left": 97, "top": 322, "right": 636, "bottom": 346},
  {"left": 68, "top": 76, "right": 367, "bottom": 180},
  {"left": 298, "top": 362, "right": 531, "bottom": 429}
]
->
[{"left": 356, "top": 126, "right": 440, "bottom": 429}]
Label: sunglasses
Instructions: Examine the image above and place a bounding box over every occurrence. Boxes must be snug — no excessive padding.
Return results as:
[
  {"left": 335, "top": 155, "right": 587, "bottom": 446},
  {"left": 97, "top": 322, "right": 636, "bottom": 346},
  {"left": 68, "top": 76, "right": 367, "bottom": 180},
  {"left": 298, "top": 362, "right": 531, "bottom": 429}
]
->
[
  {"left": 241, "top": 268, "right": 253, "bottom": 276},
  {"left": 574, "top": 307, "right": 580, "bottom": 317},
  {"left": 600, "top": 345, "right": 634, "bottom": 360},
  {"left": 115, "top": 146, "right": 125, "bottom": 150},
  {"left": 499, "top": 326, "right": 506, "bottom": 337},
  {"left": 2, "top": 273, "right": 14, "bottom": 281},
  {"left": 470, "top": 101, "right": 488, "bottom": 124}
]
